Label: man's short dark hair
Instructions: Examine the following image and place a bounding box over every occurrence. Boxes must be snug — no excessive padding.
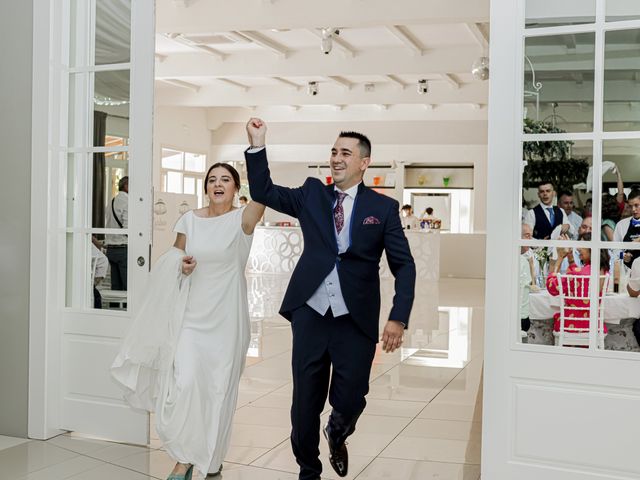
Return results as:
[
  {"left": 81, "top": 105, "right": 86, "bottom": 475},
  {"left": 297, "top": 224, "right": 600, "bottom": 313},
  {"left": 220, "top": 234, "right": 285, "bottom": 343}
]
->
[
  {"left": 558, "top": 190, "right": 573, "bottom": 200},
  {"left": 338, "top": 131, "right": 371, "bottom": 158},
  {"left": 538, "top": 181, "right": 555, "bottom": 190},
  {"left": 118, "top": 176, "right": 128, "bottom": 191},
  {"left": 629, "top": 189, "right": 640, "bottom": 202},
  {"left": 239, "top": 195, "right": 248, "bottom": 202},
  {"left": 401, "top": 204, "right": 412, "bottom": 211},
  {"left": 426, "top": 207, "right": 434, "bottom": 215}
]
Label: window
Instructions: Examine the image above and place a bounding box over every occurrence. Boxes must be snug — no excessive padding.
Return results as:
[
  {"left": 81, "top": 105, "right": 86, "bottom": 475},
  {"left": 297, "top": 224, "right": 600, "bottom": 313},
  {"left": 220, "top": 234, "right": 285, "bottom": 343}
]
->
[{"left": 160, "top": 147, "right": 206, "bottom": 207}]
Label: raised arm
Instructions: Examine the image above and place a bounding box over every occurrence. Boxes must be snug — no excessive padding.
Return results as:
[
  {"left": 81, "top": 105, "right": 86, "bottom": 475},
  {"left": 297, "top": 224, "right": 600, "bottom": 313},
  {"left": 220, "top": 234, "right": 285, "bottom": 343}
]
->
[
  {"left": 244, "top": 118, "right": 308, "bottom": 218},
  {"left": 615, "top": 165, "right": 625, "bottom": 205},
  {"left": 242, "top": 200, "right": 266, "bottom": 235}
]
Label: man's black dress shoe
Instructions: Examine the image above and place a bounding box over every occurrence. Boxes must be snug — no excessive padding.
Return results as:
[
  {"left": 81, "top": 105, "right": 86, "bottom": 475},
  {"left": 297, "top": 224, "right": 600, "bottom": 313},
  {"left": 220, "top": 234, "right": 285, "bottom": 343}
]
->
[{"left": 323, "top": 425, "right": 348, "bottom": 477}]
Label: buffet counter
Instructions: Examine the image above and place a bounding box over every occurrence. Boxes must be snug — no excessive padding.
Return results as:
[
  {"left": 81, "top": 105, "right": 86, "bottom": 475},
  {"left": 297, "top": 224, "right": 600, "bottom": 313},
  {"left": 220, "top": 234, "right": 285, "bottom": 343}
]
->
[{"left": 247, "top": 226, "right": 440, "bottom": 280}]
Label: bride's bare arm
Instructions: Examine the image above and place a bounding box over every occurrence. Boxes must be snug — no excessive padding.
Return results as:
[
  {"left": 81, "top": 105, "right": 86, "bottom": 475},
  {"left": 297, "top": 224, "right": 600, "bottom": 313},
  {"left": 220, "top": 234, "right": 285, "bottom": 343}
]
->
[
  {"left": 173, "top": 233, "right": 186, "bottom": 251},
  {"left": 242, "top": 200, "right": 266, "bottom": 235}
]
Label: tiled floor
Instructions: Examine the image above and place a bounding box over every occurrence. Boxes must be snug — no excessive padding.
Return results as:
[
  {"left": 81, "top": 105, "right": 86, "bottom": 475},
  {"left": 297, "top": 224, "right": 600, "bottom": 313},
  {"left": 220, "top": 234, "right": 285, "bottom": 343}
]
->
[{"left": 2, "top": 276, "right": 484, "bottom": 480}]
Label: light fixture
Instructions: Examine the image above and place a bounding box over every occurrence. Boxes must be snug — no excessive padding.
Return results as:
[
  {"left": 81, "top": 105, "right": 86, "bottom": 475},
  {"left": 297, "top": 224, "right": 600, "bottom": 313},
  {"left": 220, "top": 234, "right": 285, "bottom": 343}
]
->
[
  {"left": 320, "top": 28, "right": 339, "bottom": 54},
  {"left": 307, "top": 81, "right": 319, "bottom": 96},
  {"left": 93, "top": 96, "right": 130, "bottom": 106},
  {"left": 417, "top": 79, "right": 428, "bottom": 95},
  {"left": 471, "top": 56, "right": 490, "bottom": 80}
]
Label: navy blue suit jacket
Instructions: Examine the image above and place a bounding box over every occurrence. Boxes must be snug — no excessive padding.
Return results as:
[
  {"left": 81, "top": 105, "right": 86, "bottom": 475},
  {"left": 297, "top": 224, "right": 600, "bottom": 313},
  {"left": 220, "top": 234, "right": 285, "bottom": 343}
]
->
[{"left": 245, "top": 148, "right": 416, "bottom": 342}]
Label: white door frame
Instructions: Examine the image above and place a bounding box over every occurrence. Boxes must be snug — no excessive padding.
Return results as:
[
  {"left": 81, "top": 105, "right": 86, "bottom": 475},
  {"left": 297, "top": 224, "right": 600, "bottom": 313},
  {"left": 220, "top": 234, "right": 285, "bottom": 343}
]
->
[
  {"left": 28, "top": 0, "right": 155, "bottom": 441},
  {"left": 484, "top": 1, "right": 640, "bottom": 478}
]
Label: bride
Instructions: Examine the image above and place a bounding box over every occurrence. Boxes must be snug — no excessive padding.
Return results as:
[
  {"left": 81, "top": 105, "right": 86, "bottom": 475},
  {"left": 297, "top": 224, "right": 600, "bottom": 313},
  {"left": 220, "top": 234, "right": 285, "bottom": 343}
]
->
[{"left": 111, "top": 162, "right": 265, "bottom": 479}]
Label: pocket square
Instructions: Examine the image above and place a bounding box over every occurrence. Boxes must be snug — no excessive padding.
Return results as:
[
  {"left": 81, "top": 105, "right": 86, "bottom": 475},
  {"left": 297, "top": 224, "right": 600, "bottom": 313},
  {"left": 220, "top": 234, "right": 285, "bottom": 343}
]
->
[{"left": 363, "top": 216, "right": 381, "bottom": 225}]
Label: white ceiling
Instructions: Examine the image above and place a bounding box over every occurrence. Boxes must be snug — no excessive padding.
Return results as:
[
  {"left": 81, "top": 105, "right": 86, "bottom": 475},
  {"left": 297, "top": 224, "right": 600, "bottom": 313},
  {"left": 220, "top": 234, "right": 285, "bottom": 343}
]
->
[{"left": 153, "top": 0, "right": 491, "bottom": 114}]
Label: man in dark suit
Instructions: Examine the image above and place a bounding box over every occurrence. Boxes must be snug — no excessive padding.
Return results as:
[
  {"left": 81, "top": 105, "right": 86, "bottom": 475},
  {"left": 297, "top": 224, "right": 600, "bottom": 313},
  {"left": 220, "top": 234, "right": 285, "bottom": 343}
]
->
[{"left": 245, "top": 118, "right": 416, "bottom": 480}]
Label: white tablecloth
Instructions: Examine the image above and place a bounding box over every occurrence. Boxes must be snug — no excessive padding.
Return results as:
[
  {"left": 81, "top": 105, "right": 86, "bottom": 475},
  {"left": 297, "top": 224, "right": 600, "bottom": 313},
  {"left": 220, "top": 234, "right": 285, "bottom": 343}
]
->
[{"left": 529, "top": 291, "right": 640, "bottom": 324}]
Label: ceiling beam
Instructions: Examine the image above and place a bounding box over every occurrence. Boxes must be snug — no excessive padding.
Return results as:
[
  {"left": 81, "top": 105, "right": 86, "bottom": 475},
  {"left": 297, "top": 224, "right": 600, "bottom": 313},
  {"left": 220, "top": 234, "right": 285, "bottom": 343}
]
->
[
  {"left": 326, "top": 76, "right": 354, "bottom": 90},
  {"left": 272, "top": 77, "right": 302, "bottom": 90},
  {"left": 465, "top": 23, "right": 488, "bottom": 50},
  {"left": 441, "top": 74, "right": 460, "bottom": 89},
  {"left": 386, "top": 25, "right": 425, "bottom": 55},
  {"left": 238, "top": 31, "right": 289, "bottom": 58},
  {"left": 155, "top": 81, "right": 488, "bottom": 107},
  {"left": 158, "top": 78, "right": 200, "bottom": 92},
  {"left": 217, "top": 78, "right": 251, "bottom": 91},
  {"left": 163, "top": 33, "right": 226, "bottom": 60},
  {"left": 156, "top": 46, "right": 480, "bottom": 78},
  {"left": 306, "top": 29, "right": 357, "bottom": 57},
  {"left": 386, "top": 75, "right": 408, "bottom": 90},
  {"left": 157, "top": 0, "right": 490, "bottom": 33}
]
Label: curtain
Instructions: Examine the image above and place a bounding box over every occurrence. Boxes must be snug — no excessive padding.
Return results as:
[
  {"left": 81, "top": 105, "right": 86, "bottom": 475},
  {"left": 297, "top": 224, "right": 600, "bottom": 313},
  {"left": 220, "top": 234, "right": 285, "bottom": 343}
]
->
[{"left": 93, "top": 110, "right": 107, "bottom": 228}]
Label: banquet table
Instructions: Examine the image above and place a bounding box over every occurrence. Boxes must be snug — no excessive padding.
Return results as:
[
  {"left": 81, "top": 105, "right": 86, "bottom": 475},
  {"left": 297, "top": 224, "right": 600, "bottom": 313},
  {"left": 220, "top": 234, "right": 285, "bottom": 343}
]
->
[{"left": 527, "top": 290, "right": 640, "bottom": 350}]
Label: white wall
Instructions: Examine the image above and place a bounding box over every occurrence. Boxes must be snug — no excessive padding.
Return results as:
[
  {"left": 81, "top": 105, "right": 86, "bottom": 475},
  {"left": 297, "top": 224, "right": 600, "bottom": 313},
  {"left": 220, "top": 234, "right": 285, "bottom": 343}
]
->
[
  {"left": 0, "top": 0, "right": 32, "bottom": 437},
  {"left": 153, "top": 106, "right": 212, "bottom": 192}
]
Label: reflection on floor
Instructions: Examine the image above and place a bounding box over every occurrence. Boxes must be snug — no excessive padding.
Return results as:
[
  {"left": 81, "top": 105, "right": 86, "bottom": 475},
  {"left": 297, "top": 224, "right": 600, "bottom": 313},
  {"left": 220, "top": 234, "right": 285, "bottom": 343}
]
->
[{"left": 1, "top": 276, "right": 484, "bottom": 480}]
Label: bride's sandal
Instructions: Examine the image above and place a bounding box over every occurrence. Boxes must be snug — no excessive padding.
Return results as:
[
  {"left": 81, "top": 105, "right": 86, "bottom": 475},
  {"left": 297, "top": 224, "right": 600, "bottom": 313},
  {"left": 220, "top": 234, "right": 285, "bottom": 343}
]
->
[{"left": 167, "top": 464, "right": 193, "bottom": 480}]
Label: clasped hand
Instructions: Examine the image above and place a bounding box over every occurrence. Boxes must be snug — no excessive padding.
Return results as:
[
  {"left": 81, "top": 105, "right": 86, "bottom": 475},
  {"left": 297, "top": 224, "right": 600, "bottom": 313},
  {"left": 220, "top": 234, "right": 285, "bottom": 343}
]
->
[{"left": 181, "top": 256, "right": 197, "bottom": 276}]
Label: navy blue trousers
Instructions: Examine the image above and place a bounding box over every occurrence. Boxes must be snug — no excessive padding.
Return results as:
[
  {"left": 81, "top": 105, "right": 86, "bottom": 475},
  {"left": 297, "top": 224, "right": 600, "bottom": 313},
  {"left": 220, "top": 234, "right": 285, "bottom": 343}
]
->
[{"left": 290, "top": 304, "right": 376, "bottom": 480}]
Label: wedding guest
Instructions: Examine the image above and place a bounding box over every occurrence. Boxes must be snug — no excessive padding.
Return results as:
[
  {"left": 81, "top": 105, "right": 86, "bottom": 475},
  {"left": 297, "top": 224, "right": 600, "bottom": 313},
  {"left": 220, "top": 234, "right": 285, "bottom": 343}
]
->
[
  {"left": 524, "top": 181, "right": 572, "bottom": 240},
  {"left": 614, "top": 189, "right": 640, "bottom": 268},
  {"left": 601, "top": 193, "right": 621, "bottom": 241},
  {"left": 546, "top": 232, "right": 610, "bottom": 338},
  {"left": 558, "top": 190, "right": 583, "bottom": 233},
  {"left": 400, "top": 205, "right": 419, "bottom": 230}
]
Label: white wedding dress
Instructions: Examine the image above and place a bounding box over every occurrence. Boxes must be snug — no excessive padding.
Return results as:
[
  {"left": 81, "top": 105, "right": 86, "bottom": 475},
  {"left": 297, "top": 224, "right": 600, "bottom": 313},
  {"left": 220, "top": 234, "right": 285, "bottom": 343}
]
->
[
  {"left": 112, "top": 207, "right": 253, "bottom": 476},
  {"left": 162, "top": 208, "right": 253, "bottom": 474}
]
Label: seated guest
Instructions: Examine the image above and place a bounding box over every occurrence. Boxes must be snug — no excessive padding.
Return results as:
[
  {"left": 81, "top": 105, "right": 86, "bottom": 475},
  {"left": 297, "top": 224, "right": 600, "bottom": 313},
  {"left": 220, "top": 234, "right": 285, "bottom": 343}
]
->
[
  {"left": 625, "top": 257, "right": 640, "bottom": 347},
  {"left": 400, "top": 204, "right": 419, "bottom": 230},
  {"left": 558, "top": 190, "right": 583, "bottom": 234},
  {"left": 524, "top": 181, "right": 572, "bottom": 240},
  {"left": 422, "top": 207, "right": 435, "bottom": 220},
  {"left": 614, "top": 189, "right": 640, "bottom": 268},
  {"left": 239, "top": 195, "right": 248, "bottom": 206},
  {"left": 553, "top": 216, "right": 593, "bottom": 273},
  {"left": 520, "top": 224, "right": 536, "bottom": 332},
  {"left": 546, "top": 232, "right": 610, "bottom": 336},
  {"left": 91, "top": 243, "right": 108, "bottom": 309}
]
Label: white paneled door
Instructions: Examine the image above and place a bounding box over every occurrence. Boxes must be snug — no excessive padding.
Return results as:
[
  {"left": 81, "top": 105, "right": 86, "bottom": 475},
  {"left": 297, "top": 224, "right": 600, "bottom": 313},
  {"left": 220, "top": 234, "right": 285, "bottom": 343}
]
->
[
  {"left": 485, "top": 1, "right": 640, "bottom": 479},
  {"left": 44, "top": 0, "right": 155, "bottom": 444}
]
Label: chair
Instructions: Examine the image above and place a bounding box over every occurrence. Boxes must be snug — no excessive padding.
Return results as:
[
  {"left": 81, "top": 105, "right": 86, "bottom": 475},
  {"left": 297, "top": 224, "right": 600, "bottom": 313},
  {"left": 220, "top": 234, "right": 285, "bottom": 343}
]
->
[{"left": 554, "top": 274, "right": 609, "bottom": 349}]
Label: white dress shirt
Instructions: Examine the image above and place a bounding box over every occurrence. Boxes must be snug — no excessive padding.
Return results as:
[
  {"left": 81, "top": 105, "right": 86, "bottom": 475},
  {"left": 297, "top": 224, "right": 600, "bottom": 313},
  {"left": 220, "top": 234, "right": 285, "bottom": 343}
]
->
[
  {"left": 306, "top": 182, "right": 360, "bottom": 317},
  {"left": 106, "top": 191, "right": 128, "bottom": 246}
]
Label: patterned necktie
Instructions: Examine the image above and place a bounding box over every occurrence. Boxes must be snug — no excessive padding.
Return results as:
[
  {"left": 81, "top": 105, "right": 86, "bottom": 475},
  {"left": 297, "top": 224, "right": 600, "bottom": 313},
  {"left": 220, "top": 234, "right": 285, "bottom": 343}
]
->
[
  {"left": 631, "top": 218, "right": 640, "bottom": 227},
  {"left": 334, "top": 191, "right": 348, "bottom": 234},
  {"left": 547, "top": 207, "right": 555, "bottom": 226}
]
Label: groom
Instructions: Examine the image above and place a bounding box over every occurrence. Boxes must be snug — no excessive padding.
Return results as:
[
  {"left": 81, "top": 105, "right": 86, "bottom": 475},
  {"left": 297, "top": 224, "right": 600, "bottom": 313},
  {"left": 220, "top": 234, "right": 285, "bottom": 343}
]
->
[{"left": 245, "top": 118, "right": 415, "bottom": 480}]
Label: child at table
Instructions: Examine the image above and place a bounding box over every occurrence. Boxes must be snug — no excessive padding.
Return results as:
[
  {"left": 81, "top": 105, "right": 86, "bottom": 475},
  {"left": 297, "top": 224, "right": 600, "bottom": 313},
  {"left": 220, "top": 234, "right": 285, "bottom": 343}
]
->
[{"left": 546, "top": 233, "right": 610, "bottom": 335}]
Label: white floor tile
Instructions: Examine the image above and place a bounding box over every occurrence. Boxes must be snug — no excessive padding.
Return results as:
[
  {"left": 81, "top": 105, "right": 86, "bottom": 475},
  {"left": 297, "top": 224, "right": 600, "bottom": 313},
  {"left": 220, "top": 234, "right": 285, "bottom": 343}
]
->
[
  {"left": 357, "top": 457, "right": 481, "bottom": 480},
  {"left": 0, "top": 441, "right": 80, "bottom": 478},
  {"left": 0, "top": 435, "right": 29, "bottom": 452},
  {"left": 19, "top": 455, "right": 103, "bottom": 480},
  {"left": 110, "top": 448, "right": 175, "bottom": 478},
  {"left": 65, "top": 462, "right": 156, "bottom": 479}
]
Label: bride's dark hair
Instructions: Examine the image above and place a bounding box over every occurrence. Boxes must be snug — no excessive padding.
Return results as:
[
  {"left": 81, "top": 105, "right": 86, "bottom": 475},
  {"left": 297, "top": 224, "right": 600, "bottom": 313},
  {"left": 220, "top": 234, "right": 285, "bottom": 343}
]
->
[{"left": 204, "top": 163, "right": 241, "bottom": 193}]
